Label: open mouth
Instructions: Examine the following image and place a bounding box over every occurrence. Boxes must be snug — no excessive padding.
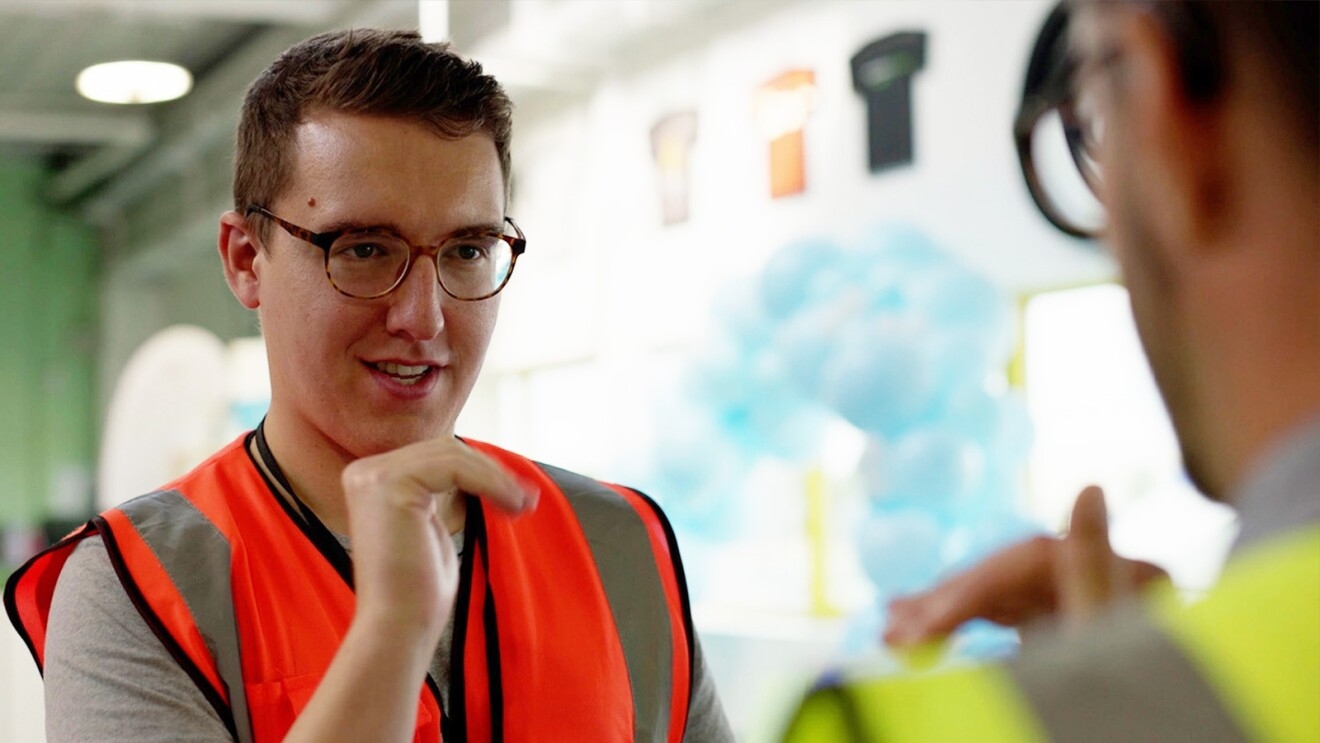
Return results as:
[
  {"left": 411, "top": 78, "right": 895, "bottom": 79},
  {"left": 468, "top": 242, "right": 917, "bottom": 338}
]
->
[{"left": 369, "top": 361, "right": 433, "bottom": 386}]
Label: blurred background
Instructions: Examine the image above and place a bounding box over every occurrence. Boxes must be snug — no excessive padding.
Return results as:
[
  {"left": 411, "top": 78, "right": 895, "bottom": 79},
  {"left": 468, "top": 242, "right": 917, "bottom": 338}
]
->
[{"left": 0, "top": 1, "right": 1239, "bottom": 740}]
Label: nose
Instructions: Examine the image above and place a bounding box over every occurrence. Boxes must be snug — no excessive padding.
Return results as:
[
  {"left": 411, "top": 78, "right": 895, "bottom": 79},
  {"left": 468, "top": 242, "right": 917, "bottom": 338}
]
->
[{"left": 383, "top": 256, "right": 446, "bottom": 341}]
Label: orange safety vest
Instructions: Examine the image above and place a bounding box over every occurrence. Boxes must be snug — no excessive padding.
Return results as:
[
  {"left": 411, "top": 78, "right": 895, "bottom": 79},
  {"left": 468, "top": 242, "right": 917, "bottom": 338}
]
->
[{"left": 6, "top": 433, "right": 695, "bottom": 743}]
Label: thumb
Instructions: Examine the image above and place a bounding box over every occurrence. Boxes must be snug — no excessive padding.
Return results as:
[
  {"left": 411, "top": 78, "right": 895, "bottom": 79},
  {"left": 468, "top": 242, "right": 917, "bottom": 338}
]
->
[{"left": 1058, "top": 485, "right": 1114, "bottom": 628}]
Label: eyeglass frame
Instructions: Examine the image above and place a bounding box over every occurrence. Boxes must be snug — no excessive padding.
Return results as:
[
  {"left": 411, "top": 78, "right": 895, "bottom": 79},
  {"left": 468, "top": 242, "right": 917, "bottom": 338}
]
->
[
  {"left": 245, "top": 204, "right": 527, "bottom": 301},
  {"left": 1016, "top": 0, "right": 1226, "bottom": 240},
  {"left": 1013, "top": 3, "right": 1103, "bottom": 240}
]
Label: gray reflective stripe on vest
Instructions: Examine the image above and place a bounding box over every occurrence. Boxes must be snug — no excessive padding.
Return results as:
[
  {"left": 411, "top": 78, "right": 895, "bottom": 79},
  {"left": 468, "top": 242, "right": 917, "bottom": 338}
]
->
[
  {"left": 119, "top": 490, "right": 254, "bottom": 743},
  {"left": 1007, "top": 604, "right": 1249, "bottom": 743},
  {"left": 541, "top": 464, "right": 678, "bottom": 743}
]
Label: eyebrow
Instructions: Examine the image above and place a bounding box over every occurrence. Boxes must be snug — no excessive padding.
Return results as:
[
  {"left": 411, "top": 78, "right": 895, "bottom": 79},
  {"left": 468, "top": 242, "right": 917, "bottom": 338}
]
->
[
  {"left": 316, "top": 219, "right": 505, "bottom": 240},
  {"left": 448, "top": 221, "right": 506, "bottom": 238}
]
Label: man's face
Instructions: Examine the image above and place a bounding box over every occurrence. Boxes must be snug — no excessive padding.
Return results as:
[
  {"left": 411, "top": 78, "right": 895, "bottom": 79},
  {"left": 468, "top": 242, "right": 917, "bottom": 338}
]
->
[
  {"left": 1070, "top": 5, "right": 1213, "bottom": 495},
  {"left": 253, "top": 112, "right": 506, "bottom": 458}
]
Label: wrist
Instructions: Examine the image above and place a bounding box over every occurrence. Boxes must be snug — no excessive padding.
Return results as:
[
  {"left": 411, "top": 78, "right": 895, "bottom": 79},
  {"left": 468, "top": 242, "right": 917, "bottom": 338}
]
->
[{"left": 350, "top": 604, "right": 445, "bottom": 657}]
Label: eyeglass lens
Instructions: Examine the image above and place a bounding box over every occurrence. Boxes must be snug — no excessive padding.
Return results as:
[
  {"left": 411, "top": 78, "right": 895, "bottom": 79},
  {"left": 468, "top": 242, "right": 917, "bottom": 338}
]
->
[
  {"left": 326, "top": 232, "right": 515, "bottom": 299},
  {"left": 1030, "top": 106, "right": 1105, "bottom": 235}
]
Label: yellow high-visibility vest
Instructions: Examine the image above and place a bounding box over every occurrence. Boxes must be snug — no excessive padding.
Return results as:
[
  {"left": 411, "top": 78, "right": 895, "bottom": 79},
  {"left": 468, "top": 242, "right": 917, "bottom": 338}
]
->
[{"left": 783, "top": 526, "right": 1320, "bottom": 742}]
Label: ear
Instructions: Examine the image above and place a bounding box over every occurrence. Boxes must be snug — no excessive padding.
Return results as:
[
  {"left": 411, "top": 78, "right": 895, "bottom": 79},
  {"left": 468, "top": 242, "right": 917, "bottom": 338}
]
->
[
  {"left": 219, "top": 210, "right": 263, "bottom": 309},
  {"left": 1117, "top": 10, "right": 1230, "bottom": 255}
]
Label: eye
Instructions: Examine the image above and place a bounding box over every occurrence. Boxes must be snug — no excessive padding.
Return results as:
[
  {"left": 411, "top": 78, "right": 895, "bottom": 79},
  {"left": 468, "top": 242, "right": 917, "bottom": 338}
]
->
[
  {"left": 441, "top": 239, "right": 493, "bottom": 263},
  {"left": 330, "top": 234, "right": 401, "bottom": 261}
]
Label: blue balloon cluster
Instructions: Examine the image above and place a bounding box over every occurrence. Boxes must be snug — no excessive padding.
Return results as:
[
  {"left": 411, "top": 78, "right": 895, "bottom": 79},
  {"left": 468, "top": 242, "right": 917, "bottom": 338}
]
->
[{"left": 646, "top": 224, "right": 1042, "bottom": 655}]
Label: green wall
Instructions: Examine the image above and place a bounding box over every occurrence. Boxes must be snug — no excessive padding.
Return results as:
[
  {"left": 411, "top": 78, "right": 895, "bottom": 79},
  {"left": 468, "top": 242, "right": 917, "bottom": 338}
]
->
[{"left": 0, "top": 158, "right": 99, "bottom": 534}]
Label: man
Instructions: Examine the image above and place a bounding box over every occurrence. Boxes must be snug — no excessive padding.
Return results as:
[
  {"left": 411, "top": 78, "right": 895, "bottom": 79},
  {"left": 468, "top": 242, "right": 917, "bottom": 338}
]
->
[
  {"left": 785, "top": 1, "right": 1318, "bottom": 740},
  {"left": 6, "top": 30, "right": 732, "bottom": 743}
]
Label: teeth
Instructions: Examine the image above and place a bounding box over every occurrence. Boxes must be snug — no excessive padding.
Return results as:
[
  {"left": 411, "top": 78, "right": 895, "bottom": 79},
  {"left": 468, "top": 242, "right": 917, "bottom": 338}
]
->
[{"left": 374, "top": 362, "right": 430, "bottom": 378}]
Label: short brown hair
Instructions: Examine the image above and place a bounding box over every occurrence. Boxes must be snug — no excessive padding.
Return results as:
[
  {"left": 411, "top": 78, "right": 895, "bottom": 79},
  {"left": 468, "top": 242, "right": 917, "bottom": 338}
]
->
[{"left": 233, "top": 29, "right": 514, "bottom": 231}]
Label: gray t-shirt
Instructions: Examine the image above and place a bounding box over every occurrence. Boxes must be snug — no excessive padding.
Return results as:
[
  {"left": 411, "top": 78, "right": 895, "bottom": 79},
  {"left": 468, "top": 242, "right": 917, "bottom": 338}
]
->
[
  {"left": 1226, "top": 414, "right": 1320, "bottom": 553},
  {"left": 44, "top": 533, "right": 732, "bottom": 742}
]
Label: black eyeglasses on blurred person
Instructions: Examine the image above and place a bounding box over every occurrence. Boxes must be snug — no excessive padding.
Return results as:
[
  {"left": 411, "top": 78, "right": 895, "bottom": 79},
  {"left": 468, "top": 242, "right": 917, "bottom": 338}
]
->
[
  {"left": 1013, "top": 3, "right": 1106, "bottom": 239},
  {"left": 1014, "top": 1, "right": 1224, "bottom": 240}
]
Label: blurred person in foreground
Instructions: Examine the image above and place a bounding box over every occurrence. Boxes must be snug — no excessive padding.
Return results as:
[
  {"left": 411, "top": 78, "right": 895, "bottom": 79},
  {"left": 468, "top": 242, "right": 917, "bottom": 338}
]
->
[
  {"left": 6, "top": 30, "right": 731, "bottom": 743},
  {"left": 785, "top": 1, "right": 1318, "bottom": 740}
]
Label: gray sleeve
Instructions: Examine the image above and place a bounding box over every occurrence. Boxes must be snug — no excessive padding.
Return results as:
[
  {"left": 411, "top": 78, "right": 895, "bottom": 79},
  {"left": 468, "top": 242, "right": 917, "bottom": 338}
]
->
[
  {"left": 1007, "top": 604, "right": 1248, "bottom": 743},
  {"left": 683, "top": 633, "right": 736, "bottom": 743},
  {"left": 45, "top": 536, "right": 232, "bottom": 742}
]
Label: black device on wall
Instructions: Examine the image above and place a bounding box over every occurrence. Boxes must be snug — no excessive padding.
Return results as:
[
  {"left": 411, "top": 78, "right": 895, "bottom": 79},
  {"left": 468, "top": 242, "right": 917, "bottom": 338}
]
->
[{"left": 851, "top": 31, "right": 928, "bottom": 173}]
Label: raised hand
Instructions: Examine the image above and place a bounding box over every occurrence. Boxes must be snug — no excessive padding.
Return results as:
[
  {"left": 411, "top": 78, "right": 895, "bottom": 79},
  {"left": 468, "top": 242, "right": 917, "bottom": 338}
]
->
[
  {"left": 883, "top": 486, "right": 1167, "bottom": 648},
  {"left": 342, "top": 437, "right": 538, "bottom": 641},
  {"left": 286, "top": 438, "right": 537, "bottom": 743}
]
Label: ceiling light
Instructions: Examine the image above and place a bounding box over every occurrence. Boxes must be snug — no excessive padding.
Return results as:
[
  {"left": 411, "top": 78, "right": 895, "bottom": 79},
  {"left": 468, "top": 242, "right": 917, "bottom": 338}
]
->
[{"left": 76, "top": 61, "right": 193, "bottom": 105}]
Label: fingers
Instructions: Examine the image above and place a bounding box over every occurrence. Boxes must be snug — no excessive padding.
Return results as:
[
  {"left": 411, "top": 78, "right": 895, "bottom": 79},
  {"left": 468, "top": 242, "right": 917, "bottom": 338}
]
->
[
  {"left": 420, "top": 444, "right": 538, "bottom": 515},
  {"left": 1058, "top": 485, "right": 1114, "bottom": 627},
  {"left": 884, "top": 568, "right": 992, "bottom": 647},
  {"left": 883, "top": 536, "right": 1059, "bottom": 647},
  {"left": 885, "top": 486, "right": 1164, "bottom": 647},
  {"left": 344, "top": 439, "right": 539, "bottom": 515},
  {"left": 884, "top": 586, "right": 963, "bottom": 647},
  {"left": 339, "top": 438, "right": 539, "bottom": 645}
]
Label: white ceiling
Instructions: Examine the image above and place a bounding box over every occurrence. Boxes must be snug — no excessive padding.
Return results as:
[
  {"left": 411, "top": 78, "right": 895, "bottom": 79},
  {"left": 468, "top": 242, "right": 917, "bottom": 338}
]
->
[
  {"left": 0, "top": 0, "right": 409, "bottom": 205},
  {"left": 0, "top": 0, "right": 799, "bottom": 219},
  {"left": 0, "top": 1, "right": 357, "bottom": 149}
]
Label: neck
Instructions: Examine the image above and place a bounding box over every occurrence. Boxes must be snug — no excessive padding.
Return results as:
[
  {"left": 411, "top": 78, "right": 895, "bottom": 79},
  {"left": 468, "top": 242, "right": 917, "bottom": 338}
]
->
[
  {"left": 1191, "top": 184, "right": 1320, "bottom": 501},
  {"left": 261, "top": 406, "right": 355, "bottom": 534},
  {"left": 1201, "top": 340, "right": 1320, "bottom": 503}
]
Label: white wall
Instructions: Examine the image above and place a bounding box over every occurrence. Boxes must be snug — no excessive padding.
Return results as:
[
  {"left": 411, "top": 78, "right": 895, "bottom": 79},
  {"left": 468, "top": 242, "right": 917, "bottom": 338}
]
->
[
  {"left": 459, "top": 3, "right": 1123, "bottom": 739},
  {"left": 471, "top": 0, "right": 1113, "bottom": 477}
]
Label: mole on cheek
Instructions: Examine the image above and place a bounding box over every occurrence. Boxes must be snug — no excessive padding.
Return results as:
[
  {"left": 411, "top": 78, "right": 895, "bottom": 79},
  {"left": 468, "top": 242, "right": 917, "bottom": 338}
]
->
[{"left": 307, "top": 197, "right": 317, "bottom": 207}]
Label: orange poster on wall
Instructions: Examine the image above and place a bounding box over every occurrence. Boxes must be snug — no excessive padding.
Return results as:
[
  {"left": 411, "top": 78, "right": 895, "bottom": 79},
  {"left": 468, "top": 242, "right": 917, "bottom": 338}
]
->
[{"left": 755, "top": 69, "right": 816, "bottom": 199}]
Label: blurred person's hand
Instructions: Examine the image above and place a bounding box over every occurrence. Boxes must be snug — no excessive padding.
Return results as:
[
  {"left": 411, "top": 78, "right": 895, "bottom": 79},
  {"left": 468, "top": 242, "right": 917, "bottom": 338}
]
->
[{"left": 883, "top": 486, "right": 1168, "bottom": 647}]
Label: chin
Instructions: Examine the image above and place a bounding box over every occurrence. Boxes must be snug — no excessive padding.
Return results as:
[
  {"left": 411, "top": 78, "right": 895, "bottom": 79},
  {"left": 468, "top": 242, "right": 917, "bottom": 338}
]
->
[
  {"left": 346, "top": 415, "right": 455, "bottom": 458},
  {"left": 1181, "top": 448, "right": 1223, "bottom": 503}
]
